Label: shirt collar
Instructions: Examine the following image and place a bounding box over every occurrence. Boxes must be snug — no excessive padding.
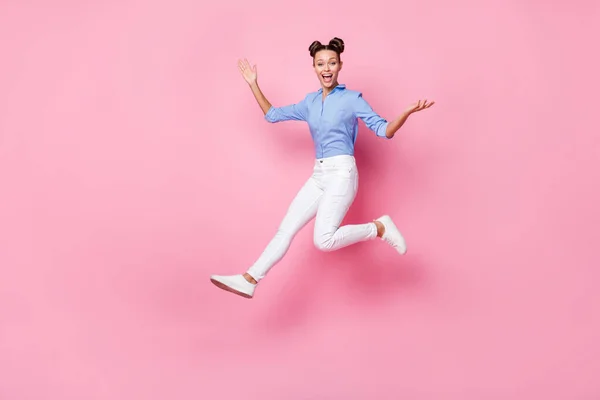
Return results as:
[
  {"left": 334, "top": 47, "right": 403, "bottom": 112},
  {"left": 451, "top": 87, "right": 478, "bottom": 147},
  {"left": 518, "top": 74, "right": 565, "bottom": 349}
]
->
[{"left": 317, "top": 83, "right": 346, "bottom": 94}]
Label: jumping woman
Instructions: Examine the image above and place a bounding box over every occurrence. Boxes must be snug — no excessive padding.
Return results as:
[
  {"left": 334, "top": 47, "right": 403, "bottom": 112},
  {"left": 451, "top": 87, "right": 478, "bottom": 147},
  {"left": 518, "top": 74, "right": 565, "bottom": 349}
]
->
[{"left": 210, "top": 37, "right": 434, "bottom": 299}]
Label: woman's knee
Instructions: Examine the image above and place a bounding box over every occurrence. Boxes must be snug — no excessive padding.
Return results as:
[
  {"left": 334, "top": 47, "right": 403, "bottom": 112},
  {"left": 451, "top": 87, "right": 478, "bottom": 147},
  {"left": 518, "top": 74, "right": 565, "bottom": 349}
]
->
[{"left": 313, "top": 232, "right": 336, "bottom": 252}]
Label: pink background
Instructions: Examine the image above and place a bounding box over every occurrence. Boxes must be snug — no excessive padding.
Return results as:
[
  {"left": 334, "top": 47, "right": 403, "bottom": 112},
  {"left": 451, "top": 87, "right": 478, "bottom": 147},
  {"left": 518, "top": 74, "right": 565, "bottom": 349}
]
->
[{"left": 1, "top": 1, "right": 599, "bottom": 399}]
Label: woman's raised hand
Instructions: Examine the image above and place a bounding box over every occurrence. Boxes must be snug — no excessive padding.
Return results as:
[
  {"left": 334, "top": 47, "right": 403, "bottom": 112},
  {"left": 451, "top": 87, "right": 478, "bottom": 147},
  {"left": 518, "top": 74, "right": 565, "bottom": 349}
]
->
[
  {"left": 238, "top": 58, "right": 257, "bottom": 85},
  {"left": 404, "top": 99, "right": 435, "bottom": 115}
]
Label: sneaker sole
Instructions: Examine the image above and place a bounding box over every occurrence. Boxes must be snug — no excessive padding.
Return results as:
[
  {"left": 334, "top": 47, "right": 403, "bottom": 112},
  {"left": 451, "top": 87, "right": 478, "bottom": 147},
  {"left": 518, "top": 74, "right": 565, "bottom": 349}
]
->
[{"left": 210, "top": 278, "right": 253, "bottom": 299}]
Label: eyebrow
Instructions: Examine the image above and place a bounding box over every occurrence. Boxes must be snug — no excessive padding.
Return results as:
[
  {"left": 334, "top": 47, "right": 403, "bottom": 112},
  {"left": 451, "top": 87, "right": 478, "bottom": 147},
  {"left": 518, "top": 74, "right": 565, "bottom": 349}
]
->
[{"left": 316, "top": 58, "right": 337, "bottom": 62}]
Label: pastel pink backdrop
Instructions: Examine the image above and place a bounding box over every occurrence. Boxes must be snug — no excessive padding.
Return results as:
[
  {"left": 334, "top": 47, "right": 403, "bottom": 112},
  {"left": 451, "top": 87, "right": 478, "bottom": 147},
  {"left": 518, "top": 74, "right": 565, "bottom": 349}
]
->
[{"left": 1, "top": 1, "right": 599, "bottom": 399}]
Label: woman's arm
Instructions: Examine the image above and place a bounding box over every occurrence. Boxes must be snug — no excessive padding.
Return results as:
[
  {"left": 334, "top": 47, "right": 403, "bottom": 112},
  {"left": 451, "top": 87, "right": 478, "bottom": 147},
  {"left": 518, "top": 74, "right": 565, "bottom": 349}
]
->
[
  {"left": 385, "top": 112, "right": 411, "bottom": 139},
  {"left": 238, "top": 58, "right": 271, "bottom": 115},
  {"left": 238, "top": 58, "right": 308, "bottom": 123},
  {"left": 354, "top": 93, "right": 435, "bottom": 139},
  {"left": 385, "top": 100, "right": 435, "bottom": 138},
  {"left": 248, "top": 81, "right": 272, "bottom": 115}
]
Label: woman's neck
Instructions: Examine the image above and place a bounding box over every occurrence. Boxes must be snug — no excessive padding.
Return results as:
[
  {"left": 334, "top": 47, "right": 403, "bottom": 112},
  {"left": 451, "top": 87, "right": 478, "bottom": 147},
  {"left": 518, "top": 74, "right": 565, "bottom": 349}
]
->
[{"left": 321, "top": 82, "right": 339, "bottom": 99}]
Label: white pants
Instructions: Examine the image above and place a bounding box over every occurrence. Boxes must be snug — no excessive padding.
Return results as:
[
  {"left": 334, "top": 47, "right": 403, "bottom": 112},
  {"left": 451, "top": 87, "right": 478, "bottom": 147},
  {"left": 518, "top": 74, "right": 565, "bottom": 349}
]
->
[{"left": 246, "top": 155, "right": 378, "bottom": 281}]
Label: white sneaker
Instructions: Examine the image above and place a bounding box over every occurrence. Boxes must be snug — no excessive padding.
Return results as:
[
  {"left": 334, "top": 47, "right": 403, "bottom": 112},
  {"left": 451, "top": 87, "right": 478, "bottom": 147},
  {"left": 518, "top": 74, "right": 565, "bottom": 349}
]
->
[
  {"left": 376, "top": 215, "right": 407, "bottom": 255},
  {"left": 210, "top": 274, "right": 256, "bottom": 299}
]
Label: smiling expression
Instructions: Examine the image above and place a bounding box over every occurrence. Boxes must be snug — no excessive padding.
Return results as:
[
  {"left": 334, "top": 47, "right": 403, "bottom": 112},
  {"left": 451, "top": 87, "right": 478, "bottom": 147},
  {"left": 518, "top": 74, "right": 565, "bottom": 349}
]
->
[{"left": 313, "top": 49, "right": 342, "bottom": 90}]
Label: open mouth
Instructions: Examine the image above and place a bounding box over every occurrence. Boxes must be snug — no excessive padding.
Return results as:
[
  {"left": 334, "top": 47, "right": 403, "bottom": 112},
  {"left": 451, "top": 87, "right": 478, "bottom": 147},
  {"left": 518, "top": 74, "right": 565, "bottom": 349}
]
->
[{"left": 322, "top": 73, "right": 333, "bottom": 83}]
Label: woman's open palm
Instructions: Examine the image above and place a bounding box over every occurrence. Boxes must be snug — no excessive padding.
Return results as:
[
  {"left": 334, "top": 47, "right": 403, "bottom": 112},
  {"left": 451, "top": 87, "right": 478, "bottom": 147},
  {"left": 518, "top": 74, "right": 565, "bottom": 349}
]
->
[
  {"left": 405, "top": 99, "right": 435, "bottom": 114},
  {"left": 238, "top": 58, "right": 257, "bottom": 84}
]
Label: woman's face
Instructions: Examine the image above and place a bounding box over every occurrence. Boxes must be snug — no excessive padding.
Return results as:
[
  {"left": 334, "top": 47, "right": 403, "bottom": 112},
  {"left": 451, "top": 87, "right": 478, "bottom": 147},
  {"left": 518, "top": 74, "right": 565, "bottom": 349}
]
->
[{"left": 313, "top": 49, "right": 342, "bottom": 89}]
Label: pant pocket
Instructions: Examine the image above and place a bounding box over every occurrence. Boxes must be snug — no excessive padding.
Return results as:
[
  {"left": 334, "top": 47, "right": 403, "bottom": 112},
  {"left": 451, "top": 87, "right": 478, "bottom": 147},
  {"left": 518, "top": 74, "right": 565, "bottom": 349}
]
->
[{"left": 326, "top": 168, "right": 357, "bottom": 197}]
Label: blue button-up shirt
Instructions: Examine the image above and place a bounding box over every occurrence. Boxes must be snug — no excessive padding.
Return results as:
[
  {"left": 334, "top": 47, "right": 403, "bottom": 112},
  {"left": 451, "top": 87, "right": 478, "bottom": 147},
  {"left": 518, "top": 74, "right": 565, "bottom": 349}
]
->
[{"left": 264, "top": 84, "right": 389, "bottom": 159}]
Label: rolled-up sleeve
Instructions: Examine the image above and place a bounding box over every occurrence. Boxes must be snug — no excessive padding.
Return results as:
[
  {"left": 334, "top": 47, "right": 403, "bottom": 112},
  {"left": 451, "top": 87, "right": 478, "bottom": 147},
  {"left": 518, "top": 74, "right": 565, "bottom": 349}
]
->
[
  {"left": 265, "top": 96, "right": 309, "bottom": 123},
  {"left": 353, "top": 93, "right": 389, "bottom": 138}
]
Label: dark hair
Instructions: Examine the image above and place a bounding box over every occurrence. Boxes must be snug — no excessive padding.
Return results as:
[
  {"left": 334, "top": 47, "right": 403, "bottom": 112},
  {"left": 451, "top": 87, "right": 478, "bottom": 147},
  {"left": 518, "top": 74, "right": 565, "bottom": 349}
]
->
[{"left": 308, "top": 37, "right": 345, "bottom": 59}]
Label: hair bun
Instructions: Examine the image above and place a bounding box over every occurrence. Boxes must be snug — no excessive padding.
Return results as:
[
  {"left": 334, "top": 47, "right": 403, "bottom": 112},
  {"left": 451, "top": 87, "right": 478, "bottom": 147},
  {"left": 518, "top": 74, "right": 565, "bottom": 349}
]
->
[
  {"left": 308, "top": 40, "right": 323, "bottom": 57},
  {"left": 328, "top": 37, "right": 345, "bottom": 53}
]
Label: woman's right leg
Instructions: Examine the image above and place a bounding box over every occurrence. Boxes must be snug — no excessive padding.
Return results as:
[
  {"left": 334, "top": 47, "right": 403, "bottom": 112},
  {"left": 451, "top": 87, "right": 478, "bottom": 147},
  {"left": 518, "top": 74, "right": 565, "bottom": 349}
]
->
[
  {"left": 246, "top": 175, "right": 323, "bottom": 281},
  {"left": 210, "top": 173, "right": 323, "bottom": 298}
]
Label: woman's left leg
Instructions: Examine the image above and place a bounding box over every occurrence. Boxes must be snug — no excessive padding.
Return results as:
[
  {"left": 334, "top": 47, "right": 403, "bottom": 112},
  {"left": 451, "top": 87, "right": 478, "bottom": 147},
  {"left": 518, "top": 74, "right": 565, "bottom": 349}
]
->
[
  {"left": 313, "top": 160, "right": 378, "bottom": 251},
  {"left": 313, "top": 156, "right": 408, "bottom": 254}
]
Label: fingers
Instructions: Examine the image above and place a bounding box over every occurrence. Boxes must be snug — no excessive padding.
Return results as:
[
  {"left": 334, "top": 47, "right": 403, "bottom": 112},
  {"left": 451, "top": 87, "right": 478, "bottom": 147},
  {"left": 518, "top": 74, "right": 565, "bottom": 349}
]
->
[
  {"left": 414, "top": 99, "right": 435, "bottom": 111},
  {"left": 422, "top": 99, "right": 434, "bottom": 108},
  {"left": 239, "top": 58, "right": 254, "bottom": 70},
  {"left": 237, "top": 58, "right": 249, "bottom": 73},
  {"left": 237, "top": 58, "right": 257, "bottom": 78}
]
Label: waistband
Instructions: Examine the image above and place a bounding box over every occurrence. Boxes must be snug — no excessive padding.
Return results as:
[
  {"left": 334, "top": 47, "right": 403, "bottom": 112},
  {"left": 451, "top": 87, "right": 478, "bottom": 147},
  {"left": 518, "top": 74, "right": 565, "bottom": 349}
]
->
[{"left": 314, "top": 154, "right": 356, "bottom": 167}]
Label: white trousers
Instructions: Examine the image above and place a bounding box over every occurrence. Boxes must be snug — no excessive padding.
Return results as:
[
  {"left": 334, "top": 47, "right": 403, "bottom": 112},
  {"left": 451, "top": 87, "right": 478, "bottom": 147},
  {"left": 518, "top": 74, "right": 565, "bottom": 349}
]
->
[{"left": 246, "top": 155, "right": 378, "bottom": 281}]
